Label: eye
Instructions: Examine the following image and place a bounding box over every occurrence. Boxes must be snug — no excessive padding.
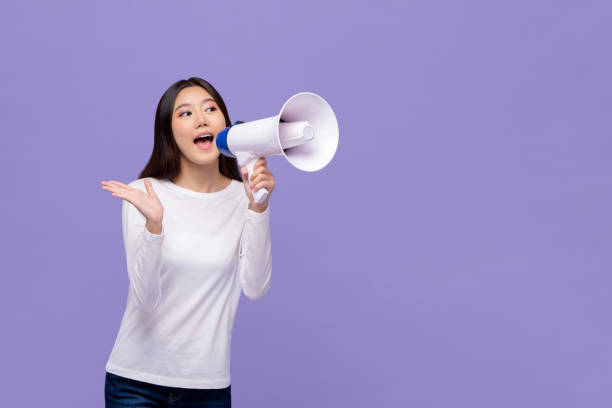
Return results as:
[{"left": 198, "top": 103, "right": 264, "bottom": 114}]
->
[{"left": 178, "top": 106, "right": 215, "bottom": 117}]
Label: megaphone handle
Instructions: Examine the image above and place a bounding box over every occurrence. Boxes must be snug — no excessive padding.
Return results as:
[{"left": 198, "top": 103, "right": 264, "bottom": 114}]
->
[{"left": 244, "top": 156, "right": 269, "bottom": 204}]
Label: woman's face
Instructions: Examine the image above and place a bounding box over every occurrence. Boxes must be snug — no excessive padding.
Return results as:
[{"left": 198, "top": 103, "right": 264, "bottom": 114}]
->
[{"left": 171, "top": 86, "right": 227, "bottom": 166}]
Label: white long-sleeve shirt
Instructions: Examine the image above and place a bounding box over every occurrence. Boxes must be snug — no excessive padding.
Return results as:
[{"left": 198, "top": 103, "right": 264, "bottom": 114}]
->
[{"left": 105, "top": 177, "right": 272, "bottom": 389}]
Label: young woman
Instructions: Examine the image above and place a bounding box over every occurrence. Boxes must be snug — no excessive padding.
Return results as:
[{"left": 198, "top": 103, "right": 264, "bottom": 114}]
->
[{"left": 100, "top": 77, "right": 275, "bottom": 408}]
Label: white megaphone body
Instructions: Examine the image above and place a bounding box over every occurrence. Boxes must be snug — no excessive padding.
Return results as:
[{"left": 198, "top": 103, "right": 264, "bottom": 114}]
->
[{"left": 216, "top": 92, "right": 339, "bottom": 203}]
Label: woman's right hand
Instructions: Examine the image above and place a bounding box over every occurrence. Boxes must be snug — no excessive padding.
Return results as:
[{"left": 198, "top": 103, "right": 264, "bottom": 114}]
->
[{"left": 101, "top": 178, "right": 164, "bottom": 229}]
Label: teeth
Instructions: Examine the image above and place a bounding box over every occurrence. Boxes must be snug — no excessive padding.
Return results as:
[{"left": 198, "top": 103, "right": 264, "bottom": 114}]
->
[{"left": 194, "top": 134, "right": 214, "bottom": 143}]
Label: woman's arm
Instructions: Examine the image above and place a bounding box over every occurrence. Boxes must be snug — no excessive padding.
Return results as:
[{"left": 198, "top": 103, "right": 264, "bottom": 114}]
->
[
  {"left": 102, "top": 178, "right": 165, "bottom": 313},
  {"left": 238, "top": 205, "right": 272, "bottom": 300},
  {"left": 238, "top": 158, "right": 274, "bottom": 300},
  {"left": 122, "top": 196, "right": 164, "bottom": 312}
]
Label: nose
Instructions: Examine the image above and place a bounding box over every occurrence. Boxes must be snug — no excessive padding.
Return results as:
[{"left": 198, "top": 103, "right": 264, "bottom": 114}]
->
[{"left": 194, "top": 110, "right": 208, "bottom": 128}]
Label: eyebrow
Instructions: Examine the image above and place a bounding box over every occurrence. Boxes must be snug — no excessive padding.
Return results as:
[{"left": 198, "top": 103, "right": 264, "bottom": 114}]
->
[{"left": 174, "top": 98, "right": 215, "bottom": 112}]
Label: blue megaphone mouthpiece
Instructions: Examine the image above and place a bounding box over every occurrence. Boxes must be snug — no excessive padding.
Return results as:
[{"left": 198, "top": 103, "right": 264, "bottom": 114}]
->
[{"left": 216, "top": 121, "right": 244, "bottom": 158}]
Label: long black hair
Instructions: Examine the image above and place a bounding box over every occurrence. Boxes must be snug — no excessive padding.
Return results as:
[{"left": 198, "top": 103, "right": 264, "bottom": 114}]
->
[{"left": 138, "top": 77, "right": 242, "bottom": 182}]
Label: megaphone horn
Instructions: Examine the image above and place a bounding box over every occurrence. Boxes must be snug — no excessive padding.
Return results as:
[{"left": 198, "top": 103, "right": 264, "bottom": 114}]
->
[{"left": 216, "top": 92, "right": 339, "bottom": 204}]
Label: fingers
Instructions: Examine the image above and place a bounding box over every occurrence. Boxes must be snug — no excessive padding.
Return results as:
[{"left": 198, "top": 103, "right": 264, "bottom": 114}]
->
[
  {"left": 101, "top": 181, "right": 134, "bottom": 197},
  {"left": 249, "top": 173, "right": 275, "bottom": 192},
  {"left": 251, "top": 167, "right": 270, "bottom": 179},
  {"left": 254, "top": 157, "right": 267, "bottom": 170},
  {"left": 249, "top": 173, "right": 266, "bottom": 187},
  {"left": 240, "top": 164, "right": 275, "bottom": 202},
  {"left": 241, "top": 167, "right": 265, "bottom": 184},
  {"left": 101, "top": 183, "right": 128, "bottom": 200},
  {"left": 102, "top": 180, "right": 133, "bottom": 190},
  {"left": 101, "top": 181, "right": 121, "bottom": 194},
  {"left": 101, "top": 180, "right": 137, "bottom": 204},
  {"left": 252, "top": 179, "right": 274, "bottom": 193},
  {"left": 248, "top": 159, "right": 271, "bottom": 180},
  {"left": 101, "top": 180, "right": 154, "bottom": 198},
  {"left": 101, "top": 186, "right": 127, "bottom": 201},
  {"left": 144, "top": 178, "right": 157, "bottom": 197},
  {"left": 251, "top": 181, "right": 267, "bottom": 193}
]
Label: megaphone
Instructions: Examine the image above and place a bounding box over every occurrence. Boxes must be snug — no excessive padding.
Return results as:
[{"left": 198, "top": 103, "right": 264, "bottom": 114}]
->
[{"left": 216, "top": 92, "right": 339, "bottom": 203}]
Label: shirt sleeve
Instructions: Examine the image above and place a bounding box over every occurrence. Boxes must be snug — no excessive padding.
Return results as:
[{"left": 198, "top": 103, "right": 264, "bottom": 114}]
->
[
  {"left": 238, "top": 205, "right": 272, "bottom": 300},
  {"left": 122, "top": 194, "right": 164, "bottom": 313}
]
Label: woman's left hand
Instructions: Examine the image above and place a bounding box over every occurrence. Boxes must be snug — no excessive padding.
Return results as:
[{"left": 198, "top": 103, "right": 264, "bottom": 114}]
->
[{"left": 241, "top": 157, "right": 275, "bottom": 213}]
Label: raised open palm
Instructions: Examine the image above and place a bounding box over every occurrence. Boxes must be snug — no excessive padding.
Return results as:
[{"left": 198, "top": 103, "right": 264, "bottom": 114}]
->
[{"left": 101, "top": 178, "right": 164, "bottom": 223}]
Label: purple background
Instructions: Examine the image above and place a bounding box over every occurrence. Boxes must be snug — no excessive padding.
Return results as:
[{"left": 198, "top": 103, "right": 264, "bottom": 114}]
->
[{"left": 1, "top": 0, "right": 610, "bottom": 406}]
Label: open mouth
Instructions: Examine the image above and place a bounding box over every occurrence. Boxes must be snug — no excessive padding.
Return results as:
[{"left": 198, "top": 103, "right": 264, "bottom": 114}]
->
[{"left": 194, "top": 134, "right": 214, "bottom": 149}]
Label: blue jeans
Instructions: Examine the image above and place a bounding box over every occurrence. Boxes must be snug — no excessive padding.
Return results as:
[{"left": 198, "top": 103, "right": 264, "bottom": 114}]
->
[{"left": 105, "top": 371, "right": 231, "bottom": 408}]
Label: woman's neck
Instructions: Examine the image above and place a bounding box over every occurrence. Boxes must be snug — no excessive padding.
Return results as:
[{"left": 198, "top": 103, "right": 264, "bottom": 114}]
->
[{"left": 172, "top": 158, "right": 231, "bottom": 193}]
